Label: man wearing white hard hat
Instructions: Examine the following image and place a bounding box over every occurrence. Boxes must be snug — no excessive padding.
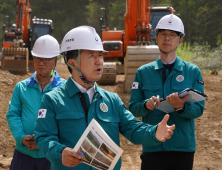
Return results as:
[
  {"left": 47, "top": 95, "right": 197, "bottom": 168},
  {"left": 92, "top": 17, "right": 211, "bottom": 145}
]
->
[
  {"left": 6, "top": 35, "right": 66, "bottom": 170},
  {"left": 129, "top": 14, "right": 204, "bottom": 170},
  {"left": 34, "top": 26, "right": 176, "bottom": 170}
]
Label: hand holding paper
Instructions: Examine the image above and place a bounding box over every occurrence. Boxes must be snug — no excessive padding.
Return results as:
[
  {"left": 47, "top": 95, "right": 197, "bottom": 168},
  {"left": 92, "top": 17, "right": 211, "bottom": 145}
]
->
[
  {"left": 62, "top": 147, "right": 82, "bottom": 167},
  {"left": 156, "top": 89, "right": 207, "bottom": 113},
  {"left": 155, "top": 114, "right": 175, "bottom": 142},
  {"left": 73, "top": 119, "right": 123, "bottom": 170},
  {"left": 166, "top": 92, "right": 189, "bottom": 109}
]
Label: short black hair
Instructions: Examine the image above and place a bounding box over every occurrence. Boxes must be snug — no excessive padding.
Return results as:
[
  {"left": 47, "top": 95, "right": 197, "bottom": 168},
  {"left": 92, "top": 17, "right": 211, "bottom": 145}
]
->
[
  {"left": 157, "top": 29, "right": 183, "bottom": 38},
  {"left": 65, "top": 50, "right": 79, "bottom": 73}
]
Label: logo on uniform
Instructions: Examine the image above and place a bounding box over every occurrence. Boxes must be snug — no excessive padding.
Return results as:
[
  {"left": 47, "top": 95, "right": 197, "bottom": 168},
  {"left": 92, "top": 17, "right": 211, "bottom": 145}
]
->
[
  {"left": 132, "top": 82, "right": 139, "bottom": 89},
  {"left": 38, "top": 109, "right": 47, "bottom": 118},
  {"left": 176, "top": 75, "right": 184, "bottom": 82},
  {"left": 100, "top": 103, "right": 108, "bottom": 112}
]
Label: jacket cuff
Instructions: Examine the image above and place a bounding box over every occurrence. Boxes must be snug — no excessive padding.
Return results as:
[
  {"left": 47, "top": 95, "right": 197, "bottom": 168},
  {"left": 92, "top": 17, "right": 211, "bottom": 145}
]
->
[
  {"left": 18, "top": 134, "right": 26, "bottom": 145},
  {"left": 144, "top": 100, "right": 150, "bottom": 111},
  {"left": 153, "top": 124, "right": 161, "bottom": 143},
  {"left": 175, "top": 104, "right": 185, "bottom": 114},
  {"left": 56, "top": 145, "right": 68, "bottom": 165},
  {"left": 143, "top": 124, "right": 162, "bottom": 146},
  {"left": 176, "top": 103, "right": 188, "bottom": 115},
  {"left": 143, "top": 99, "right": 150, "bottom": 112}
]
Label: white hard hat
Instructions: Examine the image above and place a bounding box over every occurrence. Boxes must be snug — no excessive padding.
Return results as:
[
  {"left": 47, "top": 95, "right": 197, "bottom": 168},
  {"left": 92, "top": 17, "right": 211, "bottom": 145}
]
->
[
  {"left": 155, "top": 14, "right": 185, "bottom": 37},
  {"left": 60, "top": 26, "right": 107, "bottom": 53},
  {"left": 31, "top": 35, "right": 60, "bottom": 58}
]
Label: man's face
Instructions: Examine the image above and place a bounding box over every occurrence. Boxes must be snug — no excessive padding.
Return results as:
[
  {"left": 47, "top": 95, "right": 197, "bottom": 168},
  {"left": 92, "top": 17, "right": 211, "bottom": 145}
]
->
[
  {"left": 79, "top": 50, "right": 103, "bottom": 82},
  {"left": 156, "top": 30, "right": 182, "bottom": 52},
  {"left": 33, "top": 57, "right": 56, "bottom": 76}
]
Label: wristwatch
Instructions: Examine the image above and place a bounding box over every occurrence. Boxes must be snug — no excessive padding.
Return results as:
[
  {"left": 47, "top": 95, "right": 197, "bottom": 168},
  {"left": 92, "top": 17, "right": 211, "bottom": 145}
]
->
[
  {"left": 60, "top": 146, "right": 67, "bottom": 153},
  {"left": 175, "top": 105, "right": 184, "bottom": 112}
]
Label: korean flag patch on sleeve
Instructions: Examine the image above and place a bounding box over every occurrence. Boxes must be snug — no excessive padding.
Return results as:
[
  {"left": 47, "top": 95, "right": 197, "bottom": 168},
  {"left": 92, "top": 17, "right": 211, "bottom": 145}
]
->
[
  {"left": 132, "top": 82, "right": 139, "bottom": 89},
  {"left": 38, "top": 109, "right": 47, "bottom": 118}
]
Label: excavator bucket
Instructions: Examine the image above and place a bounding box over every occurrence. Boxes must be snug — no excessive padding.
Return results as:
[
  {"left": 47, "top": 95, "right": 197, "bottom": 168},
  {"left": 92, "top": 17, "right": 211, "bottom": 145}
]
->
[
  {"left": 124, "top": 45, "right": 160, "bottom": 93},
  {"left": 97, "top": 62, "right": 117, "bottom": 85},
  {"left": 1, "top": 47, "right": 29, "bottom": 74}
]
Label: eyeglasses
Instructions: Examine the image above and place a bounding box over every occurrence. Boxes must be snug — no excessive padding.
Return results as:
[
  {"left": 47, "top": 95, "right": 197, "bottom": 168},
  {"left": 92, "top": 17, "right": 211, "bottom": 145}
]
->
[
  {"left": 33, "top": 57, "right": 55, "bottom": 64},
  {"left": 159, "top": 33, "right": 178, "bottom": 39}
]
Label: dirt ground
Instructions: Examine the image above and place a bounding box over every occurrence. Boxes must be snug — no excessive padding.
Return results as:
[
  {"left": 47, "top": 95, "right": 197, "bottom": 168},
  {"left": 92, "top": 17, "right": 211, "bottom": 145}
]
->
[{"left": 0, "top": 63, "right": 222, "bottom": 170}]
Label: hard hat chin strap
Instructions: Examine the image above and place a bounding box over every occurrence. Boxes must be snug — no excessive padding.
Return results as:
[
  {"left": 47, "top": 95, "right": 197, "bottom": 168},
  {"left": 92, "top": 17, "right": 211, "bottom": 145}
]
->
[
  {"left": 159, "top": 46, "right": 177, "bottom": 55},
  {"left": 50, "top": 57, "right": 57, "bottom": 76},
  {"left": 64, "top": 50, "right": 94, "bottom": 88}
]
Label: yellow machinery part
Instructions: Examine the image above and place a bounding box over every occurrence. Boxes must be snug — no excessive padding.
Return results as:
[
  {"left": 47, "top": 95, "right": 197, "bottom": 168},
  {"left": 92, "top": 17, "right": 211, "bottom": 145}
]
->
[
  {"left": 1, "top": 47, "right": 29, "bottom": 74},
  {"left": 97, "top": 62, "right": 117, "bottom": 85},
  {"left": 124, "top": 45, "right": 160, "bottom": 93}
]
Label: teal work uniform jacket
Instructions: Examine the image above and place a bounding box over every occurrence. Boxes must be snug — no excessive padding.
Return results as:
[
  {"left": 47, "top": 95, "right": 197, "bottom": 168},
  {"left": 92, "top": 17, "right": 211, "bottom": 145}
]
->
[
  {"left": 129, "top": 56, "right": 204, "bottom": 153},
  {"left": 6, "top": 71, "right": 65, "bottom": 158},
  {"left": 34, "top": 76, "right": 162, "bottom": 170}
]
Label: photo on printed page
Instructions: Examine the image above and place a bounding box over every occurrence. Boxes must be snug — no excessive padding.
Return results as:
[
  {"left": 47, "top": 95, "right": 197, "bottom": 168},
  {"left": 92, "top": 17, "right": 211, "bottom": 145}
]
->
[
  {"left": 77, "top": 147, "right": 93, "bottom": 164},
  {"left": 73, "top": 119, "right": 123, "bottom": 170},
  {"left": 87, "top": 131, "right": 102, "bottom": 149},
  {"left": 76, "top": 130, "right": 112, "bottom": 169},
  {"left": 99, "top": 143, "right": 116, "bottom": 160},
  {"left": 94, "top": 151, "right": 112, "bottom": 166},
  {"left": 81, "top": 137, "right": 98, "bottom": 157}
]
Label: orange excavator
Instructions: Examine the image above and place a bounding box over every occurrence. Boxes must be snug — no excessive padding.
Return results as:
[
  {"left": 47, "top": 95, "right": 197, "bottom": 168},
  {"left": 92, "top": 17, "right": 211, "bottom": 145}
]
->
[
  {"left": 1, "top": 0, "right": 53, "bottom": 74},
  {"left": 98, "top": 0, "right": 174, "bottom": 92}
]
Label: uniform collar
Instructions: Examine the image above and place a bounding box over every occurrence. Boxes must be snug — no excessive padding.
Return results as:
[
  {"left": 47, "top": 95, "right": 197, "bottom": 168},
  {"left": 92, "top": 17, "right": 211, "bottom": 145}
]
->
[
  {"left": 154, "top": 55, "right": 184, "bottom": 71},
  {"left": 172, "top": 55, "right": 184, "bottom": 71},
  {"left": 94, "top": 84, "right": 106, "bottom": 98},
  {"left": 161, "top": 57, "right": 176, "bottom": 64},
  {"left": 66, "top": 76, "right": 105, "bottom": 99},
  {"left": 26, "top": 71, "right": 63, "bottom": 88},
  {"left": 34, "top": 73, "right": 55, "bottom": 84},
  {"left": 71, "top": 77, "right": 95, "bottom": 94},
  {"left": 65, "top": 76, "right": 80, "bottom": 97}
]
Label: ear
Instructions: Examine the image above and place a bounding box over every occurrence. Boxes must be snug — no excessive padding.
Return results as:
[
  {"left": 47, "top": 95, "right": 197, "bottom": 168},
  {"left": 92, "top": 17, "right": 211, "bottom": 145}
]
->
[
  {"left": 155, "top": 36, "right": 158, "bottom": 44},
  {"left": 179, "top": 38, "right": 183, "bottom": 45},
  {"left": 68, "top": 58, "right": 78, "bottom": 69}
]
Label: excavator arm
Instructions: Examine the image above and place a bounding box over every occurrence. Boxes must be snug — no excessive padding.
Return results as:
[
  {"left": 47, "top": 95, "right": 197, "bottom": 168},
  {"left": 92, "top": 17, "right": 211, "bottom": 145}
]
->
[{"left": 1, "top": 0, "right": 53, "bottom": 74}]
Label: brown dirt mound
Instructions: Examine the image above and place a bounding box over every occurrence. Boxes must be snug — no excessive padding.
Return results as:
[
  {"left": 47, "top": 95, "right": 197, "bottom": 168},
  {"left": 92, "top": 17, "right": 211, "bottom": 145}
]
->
[{"left": 0, "top": 63, "right": 221, "bottom": 170}]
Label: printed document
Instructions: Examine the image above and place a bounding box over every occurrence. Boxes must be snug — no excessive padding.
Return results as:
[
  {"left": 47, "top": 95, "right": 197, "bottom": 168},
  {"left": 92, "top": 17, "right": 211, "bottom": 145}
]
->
[
  {"left": 156, "top": 88, "right": 207, "bottom": 113},
  {"left": 73, "top": 119, "right": 123, "bottom": 170}
]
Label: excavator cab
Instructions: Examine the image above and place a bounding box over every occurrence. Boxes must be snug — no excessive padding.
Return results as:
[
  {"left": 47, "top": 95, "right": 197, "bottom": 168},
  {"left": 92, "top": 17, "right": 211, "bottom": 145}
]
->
[
  {"left": 29, "top": 17, "right": 53, "bottom": 60},
  {"left": 150, "top": 5, "right": 173, "bottom": 44},
  {"left": 25, "top": 17, "right": 54, "bottom": 72}
]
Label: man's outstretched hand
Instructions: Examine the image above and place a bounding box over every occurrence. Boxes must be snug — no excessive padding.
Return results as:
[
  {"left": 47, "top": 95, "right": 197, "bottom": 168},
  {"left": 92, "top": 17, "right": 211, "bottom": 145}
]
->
[{"left": 155, "top": 114, "right": 175, "bottom": 142}]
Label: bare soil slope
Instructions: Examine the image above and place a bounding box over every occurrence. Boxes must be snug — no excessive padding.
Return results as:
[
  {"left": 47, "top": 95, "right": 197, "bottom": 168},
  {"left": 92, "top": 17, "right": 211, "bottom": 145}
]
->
[{"left": 0, "top": 63, "right": 221, "bottom": 170}]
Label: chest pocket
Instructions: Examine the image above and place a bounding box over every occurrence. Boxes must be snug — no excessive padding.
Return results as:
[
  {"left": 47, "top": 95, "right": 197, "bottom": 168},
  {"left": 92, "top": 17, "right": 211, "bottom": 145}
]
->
[
  {"left": 97, "top": 113, "right": 120, "bottom": 123},
  {"left": 96, "top": 109, "right": 121, "bottom": 139},
  {"left": 56, "top": 111, "right": 85, "bottom": 120},
  {"left": 56, "top": 111, "right": 86, "bottom": 134},
  {"left": 142, "top": 84, "right": 161, "bottom": 99}
]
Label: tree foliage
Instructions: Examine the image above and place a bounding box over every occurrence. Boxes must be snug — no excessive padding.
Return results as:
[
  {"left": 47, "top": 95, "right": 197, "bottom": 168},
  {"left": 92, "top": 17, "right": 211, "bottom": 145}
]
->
[{"left": 0, "top": 0, "right": 221, "bottom": 47}]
